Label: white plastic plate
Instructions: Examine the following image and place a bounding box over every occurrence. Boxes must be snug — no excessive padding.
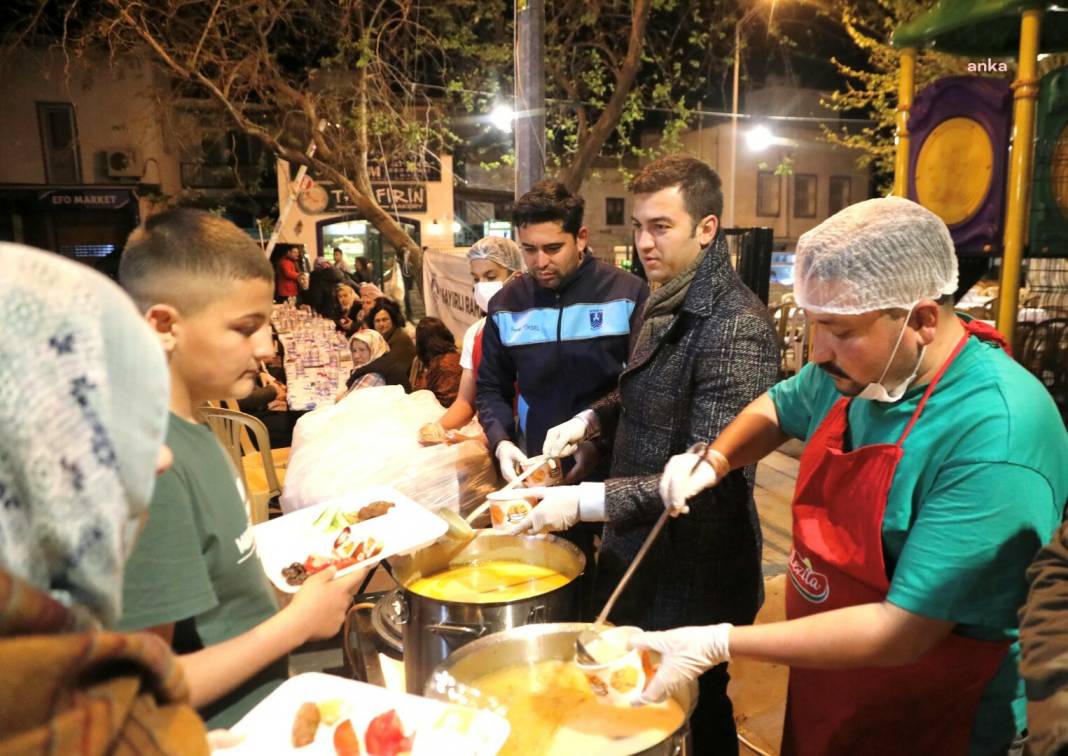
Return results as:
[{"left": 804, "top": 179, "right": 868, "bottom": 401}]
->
[
  {"left": 253, "top": 485, "right": 447, "bottom": 593},
  {"left": 226, "top": 672, "right": 510, "bottom": 755}
]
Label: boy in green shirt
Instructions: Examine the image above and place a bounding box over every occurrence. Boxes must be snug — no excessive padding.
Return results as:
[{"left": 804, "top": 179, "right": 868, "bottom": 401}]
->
[{"left": 117, "top": 209, "right": 364, "bottom": 728}]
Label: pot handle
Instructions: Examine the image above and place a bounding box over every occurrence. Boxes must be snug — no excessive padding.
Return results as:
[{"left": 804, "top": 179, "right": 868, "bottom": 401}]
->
[
  {"left": 526, "top": 604, "right": 548, "bottom": 623},
  {"left": 427, "top": 622, "right": 488, "bottom": 640}
]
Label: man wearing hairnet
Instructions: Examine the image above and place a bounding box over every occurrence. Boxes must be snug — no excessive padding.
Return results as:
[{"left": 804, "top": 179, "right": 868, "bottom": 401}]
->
[{"left": 641, "top": 197, "right": 1068, "bottom": 755}]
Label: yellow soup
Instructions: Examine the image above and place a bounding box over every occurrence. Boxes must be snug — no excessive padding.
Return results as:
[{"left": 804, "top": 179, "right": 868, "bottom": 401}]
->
[
  {"left": 406, "top": 561, "right": 570, "bottom": 603},
  {"left": 473, "top": 660, "right": 686, "bottom": 756}
]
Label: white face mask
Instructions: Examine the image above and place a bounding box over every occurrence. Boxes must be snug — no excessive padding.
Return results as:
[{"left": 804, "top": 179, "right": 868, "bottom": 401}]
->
[
  {"left": 857, "top": 305, "right": 927, "bottom": 403},
  {"left": 474, "top": 280, "right": 505, "bottom": 312}
]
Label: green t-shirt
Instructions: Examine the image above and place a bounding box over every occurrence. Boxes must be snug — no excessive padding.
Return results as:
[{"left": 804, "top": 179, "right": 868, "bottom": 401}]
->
[
  {"left": 119, "top": 413, "right": 285, "bottom": 729},
  {"left": 769, "top": 336, "right": 1068, "bottom": 755}
]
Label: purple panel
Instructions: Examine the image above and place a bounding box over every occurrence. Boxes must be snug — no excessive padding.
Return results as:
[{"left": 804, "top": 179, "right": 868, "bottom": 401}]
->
[{"left": 908, "top": 76, "right": 1012, "bottom": 254}]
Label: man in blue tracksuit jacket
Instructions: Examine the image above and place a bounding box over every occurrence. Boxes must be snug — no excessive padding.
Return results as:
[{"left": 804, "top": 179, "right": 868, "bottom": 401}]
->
[{"left": 477, "top": 181, "right": 648, "bottom": 557}]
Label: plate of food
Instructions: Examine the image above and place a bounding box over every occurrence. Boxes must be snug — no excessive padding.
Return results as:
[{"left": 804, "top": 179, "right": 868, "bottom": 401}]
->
[
  {"left": 224, "top": 673, "right": 510, "bottom": 755},
  {"left": 253, "top": 485, "right": 448, "bottom": 593}
]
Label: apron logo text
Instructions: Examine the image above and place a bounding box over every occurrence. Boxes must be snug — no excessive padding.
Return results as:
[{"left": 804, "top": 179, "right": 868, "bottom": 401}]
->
[{"left": 789, "top": 549, "right": 830, "bottom": 603}]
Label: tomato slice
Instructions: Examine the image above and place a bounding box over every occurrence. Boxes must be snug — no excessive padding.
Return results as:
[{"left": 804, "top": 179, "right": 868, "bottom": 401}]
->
[
  {"left": 303, "top": 554, "right": 333, "bottom": 574},
  {"left": 334, "top": 718, "right": 361, "bottom": 756},
  {"left": 364, "top": 709, "right": 411, "bottom": 756}
]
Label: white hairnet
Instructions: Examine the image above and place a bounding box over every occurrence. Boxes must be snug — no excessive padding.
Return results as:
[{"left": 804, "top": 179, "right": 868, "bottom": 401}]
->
[
  {"left": 794, "top": 197, "right": 958, "bottom": 314},
  {"left": 467, "top": 236, "right": 523, "bottom": 272}
]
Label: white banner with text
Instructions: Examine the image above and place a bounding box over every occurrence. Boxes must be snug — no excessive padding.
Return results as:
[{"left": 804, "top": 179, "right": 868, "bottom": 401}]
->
[{"left": 422, "top": 247, "right": 479, "bottom": 340}]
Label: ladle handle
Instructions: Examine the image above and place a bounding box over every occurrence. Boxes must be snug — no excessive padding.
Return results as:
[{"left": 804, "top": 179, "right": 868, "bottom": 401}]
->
[{"left": 594, "top": 508, "right": 670, "bottom": 627}]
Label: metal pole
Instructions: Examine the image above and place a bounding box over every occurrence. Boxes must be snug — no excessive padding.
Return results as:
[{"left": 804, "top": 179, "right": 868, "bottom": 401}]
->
[
  {"left": 728, "top": 23, "right": 741, "bottom": 228},
  {"left": 515, "top": 0, "right": 545, "bottom": 199},
  {"left": 996, "top": 9, "right": 1043, "bottom": 350},
  {"left": 891, "top": 49, "right": 916, "bottom": 198}
]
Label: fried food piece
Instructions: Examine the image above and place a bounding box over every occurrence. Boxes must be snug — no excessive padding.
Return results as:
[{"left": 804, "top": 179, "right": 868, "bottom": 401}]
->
[
  {"left": 292, "top": 701, "right": 321, "bottom": 748},
  {"left": 357, "top": 501, "right": 395, "bottom": 521},
  {"left": 342, "top": 501, "right": 395, "bottom": 525},
  {"left": 282, "top": 562, "right": 309, "bottom": 586}
]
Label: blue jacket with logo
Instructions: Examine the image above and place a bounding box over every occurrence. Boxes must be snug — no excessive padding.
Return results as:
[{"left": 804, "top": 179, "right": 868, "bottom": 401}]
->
[{"left": 477, "top": 252, "right": 648, "bottom": 457}]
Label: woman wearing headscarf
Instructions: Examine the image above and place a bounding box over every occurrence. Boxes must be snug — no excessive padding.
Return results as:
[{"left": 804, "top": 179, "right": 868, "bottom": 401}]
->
[
  {"left": 337, "top": 328, "right": 390, "bottom": 400},
  {"left": 349, "top": 297, "right": 416, "bottom": 390},
  {"left": 419, "top": 236, "right": 523, "bottom": 444},
  {"left": 0, "top": 243, "right": 207, "bottom": 755},
  {"left": 410, "top": 317, "right": 462, "bottom": 408}
]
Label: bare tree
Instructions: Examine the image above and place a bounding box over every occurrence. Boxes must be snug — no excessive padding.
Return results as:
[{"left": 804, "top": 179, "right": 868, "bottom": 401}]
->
[{"left": 13, "top": 0, "right": 498, "bottom": 278}]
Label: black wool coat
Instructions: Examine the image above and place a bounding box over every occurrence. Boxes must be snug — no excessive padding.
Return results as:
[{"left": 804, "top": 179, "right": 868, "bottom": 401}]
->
[{"left": 592, "top": 237, "right": 781, "bottom": 630}]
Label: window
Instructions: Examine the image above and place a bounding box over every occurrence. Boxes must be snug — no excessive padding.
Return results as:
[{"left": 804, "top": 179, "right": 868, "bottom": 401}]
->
[
  {"left": 605, "top": 197, "right": 625, "bottom": 226},
  {"left": 757, "top": 171, "right": 780, "bottom": 217},
  {"left": 794, "top": 174, "right": 817, "bottom": 218},
  {"left": 829, "top": 176, "right": 851, "bottom": 215},
  {"left": 37, "top": 102, "right": 82, "bottom": 183}
]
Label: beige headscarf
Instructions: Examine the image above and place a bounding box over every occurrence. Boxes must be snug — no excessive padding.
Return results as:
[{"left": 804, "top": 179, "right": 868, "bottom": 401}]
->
[
  {"left": 349, "top": 328, "right": 390, "bottom": 366},
  {"left": 0, "top": 244, "right": 170, "bottom": 628}
]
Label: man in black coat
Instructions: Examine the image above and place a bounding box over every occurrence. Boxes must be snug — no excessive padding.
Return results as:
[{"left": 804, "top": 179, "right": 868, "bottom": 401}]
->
[{"left": 512, "top": 155, "right": 780, "bottom": 754}]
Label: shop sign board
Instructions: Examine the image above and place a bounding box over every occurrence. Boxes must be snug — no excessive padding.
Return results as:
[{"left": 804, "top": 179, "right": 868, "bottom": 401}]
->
[
  {"left": 37, "top": 188, "right": 134, "bottom": 209},
  {"left": 316, "top": 183, "right": 427, "bottom": 213}
]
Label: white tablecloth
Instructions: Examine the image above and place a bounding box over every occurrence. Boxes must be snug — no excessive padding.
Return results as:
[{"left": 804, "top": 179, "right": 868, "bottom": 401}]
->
[{"left": 272, "top": 308, "right": 352, "bottom": 411}]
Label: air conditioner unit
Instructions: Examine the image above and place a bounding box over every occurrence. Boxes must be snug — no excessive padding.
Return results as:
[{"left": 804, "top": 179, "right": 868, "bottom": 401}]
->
[{"left": 105, "top": 148, "right": 140, "bottom": 179}]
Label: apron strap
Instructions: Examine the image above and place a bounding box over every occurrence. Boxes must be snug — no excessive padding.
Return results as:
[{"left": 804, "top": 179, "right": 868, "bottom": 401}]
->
[
  {"left": 896, "top": 331, "right": 970, "bottom": 447},
  {"left": 960, "top": 317, "right": 1013, "bottom": 356}
]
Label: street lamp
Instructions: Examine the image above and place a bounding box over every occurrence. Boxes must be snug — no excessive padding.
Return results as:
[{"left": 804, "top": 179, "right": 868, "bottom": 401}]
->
[
  {"left": 727, "top": 1, "right": 779, "bottom": 229},
  {"left": 746, "top": 125, "right": 774, "bottom": 151},
  {"left": 489, "top": 104, "right": 515, "bottom": 133}
]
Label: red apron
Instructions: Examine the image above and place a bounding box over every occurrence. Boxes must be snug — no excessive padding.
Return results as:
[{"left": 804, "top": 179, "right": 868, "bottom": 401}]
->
[{"left": 782, "top": 326, "right": 1011, "bottom": 756}]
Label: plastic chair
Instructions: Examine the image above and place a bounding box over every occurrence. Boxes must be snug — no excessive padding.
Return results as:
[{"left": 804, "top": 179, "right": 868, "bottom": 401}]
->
[
  {"left": 221, "top": 398, "right": 291, "bottom": 473},
  {"left": 1019, "top": 318, "right": 1068, "bottom": 422},
  {"left": 200, "top": 406, "right": 284, "bottom": 524}
]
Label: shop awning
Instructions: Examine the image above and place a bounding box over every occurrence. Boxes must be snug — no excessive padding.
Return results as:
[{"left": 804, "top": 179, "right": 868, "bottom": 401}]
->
[{"left": 892, "top": 1, "right": 1068, "bottom": 56}]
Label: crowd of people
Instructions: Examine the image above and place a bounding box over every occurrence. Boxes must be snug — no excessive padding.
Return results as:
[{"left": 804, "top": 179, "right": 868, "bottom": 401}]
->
[{"left": 1, "top": 152, "right": 1067, "bottom": 756}]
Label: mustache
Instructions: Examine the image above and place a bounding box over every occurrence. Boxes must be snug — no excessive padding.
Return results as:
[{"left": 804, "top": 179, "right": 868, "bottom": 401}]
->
[{"left": 818, "top": 362, "right": 850, "bottom": 380}]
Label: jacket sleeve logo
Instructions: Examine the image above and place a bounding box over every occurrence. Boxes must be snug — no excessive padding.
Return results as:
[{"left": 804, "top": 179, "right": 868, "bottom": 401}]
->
[
  {"left": 589, "top": 309, "right": 604, "bottom": 330},
  {"left": 788, "top": 549, "right": 830, "bottom": 603}
]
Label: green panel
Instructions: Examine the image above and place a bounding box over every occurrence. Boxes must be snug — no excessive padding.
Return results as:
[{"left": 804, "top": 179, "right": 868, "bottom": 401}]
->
[
  {"left": 1030, "top": 65, "right": 1068, "bottom": 257},
  {"left": 892, "top": 0, "right": 1068, "bottom": 56}
]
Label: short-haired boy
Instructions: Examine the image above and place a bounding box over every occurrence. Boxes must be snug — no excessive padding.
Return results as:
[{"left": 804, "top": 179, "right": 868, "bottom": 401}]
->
[{"left": 118, "top": 208, "right": 363, "bottom": 728}]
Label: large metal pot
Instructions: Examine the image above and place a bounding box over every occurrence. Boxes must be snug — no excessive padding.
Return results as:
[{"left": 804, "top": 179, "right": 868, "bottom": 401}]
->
[
  {"left": 424, "top": 622, "right": 698, "bottom": 756},
  {"left": 388, "top": 532, "right": 585, "bottom": 694}
]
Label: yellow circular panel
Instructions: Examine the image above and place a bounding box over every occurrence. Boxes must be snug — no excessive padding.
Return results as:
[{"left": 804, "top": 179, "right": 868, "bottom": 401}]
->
[
  {"left": 915, "top": 117, "right": 994, "bottom": 226},
  {"left": 1051, "top": 126, "right": 1068, "bottom": 217}
]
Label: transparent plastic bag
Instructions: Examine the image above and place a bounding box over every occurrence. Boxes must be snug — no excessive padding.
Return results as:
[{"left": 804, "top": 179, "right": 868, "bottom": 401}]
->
[{"left": 280, "top": 385, "right": 499, "bottom": 517}]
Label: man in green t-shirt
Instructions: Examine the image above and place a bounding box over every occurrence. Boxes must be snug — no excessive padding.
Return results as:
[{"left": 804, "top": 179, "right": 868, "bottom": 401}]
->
[
  {"left": 117, "top": 209, "right": 365, "bottom": 729},
  {"left": 638, "top": 197, "right": 1068, "bottom": 755}
]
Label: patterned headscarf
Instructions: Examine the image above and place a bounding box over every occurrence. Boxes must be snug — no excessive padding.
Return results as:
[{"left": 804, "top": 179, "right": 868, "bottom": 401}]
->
[
  {"left": 0, "top": 244, "right": 170, "bottom": 628},
  {"left": 349, "top": 328, "right": 390, "bottom": 365}
]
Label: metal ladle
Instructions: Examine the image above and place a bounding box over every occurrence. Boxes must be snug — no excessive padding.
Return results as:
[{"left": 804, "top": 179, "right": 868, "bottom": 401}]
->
[
  {"left": 575, "top": 507, "right": 669, "bottom": 664},
  {"left": 576, "top": 448, "right": 710, "bottom": 663}
]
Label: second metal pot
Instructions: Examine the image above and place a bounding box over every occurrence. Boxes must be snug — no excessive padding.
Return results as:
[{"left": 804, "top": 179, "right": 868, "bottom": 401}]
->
[{"left": 388, "top": 532, "right": 586, "bottom": 694}]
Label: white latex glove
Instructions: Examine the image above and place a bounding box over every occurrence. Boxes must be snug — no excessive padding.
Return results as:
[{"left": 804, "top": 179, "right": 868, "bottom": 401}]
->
[
  {"left": 630, "top": 623, "right": 733, "bottom": 704},
  {"left": 495, "top": 440, "right": 529, "bottom": 483},
  {"left": 658, "top": 446, "right": 728, "bottom": 516},
  {"left": 208, "top": 730, "right": 246, "bottom": 751},
  {"left": 508, "top": 486, "right": 581, "bottom": 533},
  {"left": 543, "top": 415, "right": 590, "bottom": 458}
]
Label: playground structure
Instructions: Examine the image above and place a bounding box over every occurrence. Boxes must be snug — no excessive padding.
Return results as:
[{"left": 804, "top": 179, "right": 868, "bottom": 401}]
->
[{"left": 891, "top": 0, "right": 1068, "bottom": 351}]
